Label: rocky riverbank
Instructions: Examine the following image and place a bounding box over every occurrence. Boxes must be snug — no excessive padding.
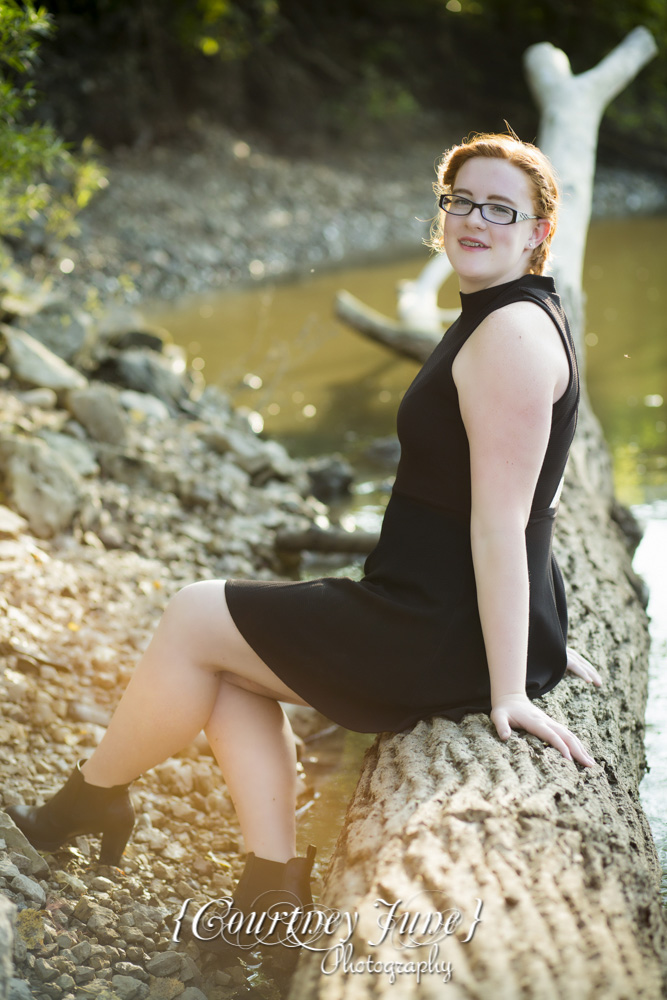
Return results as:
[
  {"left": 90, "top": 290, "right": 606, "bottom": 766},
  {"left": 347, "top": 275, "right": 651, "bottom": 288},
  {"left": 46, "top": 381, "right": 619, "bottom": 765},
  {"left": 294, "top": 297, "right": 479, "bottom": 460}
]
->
[
  {"left": 0, "top": 276, "right": 340, "bottom": 1000},
  {"left": 12, "top": 118, "right": 667, "bottom": 309}
]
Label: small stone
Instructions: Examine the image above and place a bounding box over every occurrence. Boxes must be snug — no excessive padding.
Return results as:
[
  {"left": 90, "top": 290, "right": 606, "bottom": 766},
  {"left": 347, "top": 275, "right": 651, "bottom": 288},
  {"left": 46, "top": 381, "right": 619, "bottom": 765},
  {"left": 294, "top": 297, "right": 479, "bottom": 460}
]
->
[
  {"left": 145, "top": 951, "right": 182, "bottom": 977},
  {"left": 0, "top": 504, "right": 28, "bottom": 538},
  {"left": 8, "top": 979, "right": 33, "bottom": 1000},
  {"left": 34, "top": 957, "right": 58, "bottom": 982},
  {"left": 114, "top": 962, "right": 148, "bottom": 981},
  {"left": 74, "top": 965, "right": 96, "bottom": 983},
  {"left": 19, "top": 387, "right": 58, "bottom": 408},
  {"left": 72, "top": 898, "right": 95, "bottom": 923},
  {"left": 180, "top": 989, "right": 209, "bottom": 1000},
  {"left": 71, "top": 939, "right": 93, "bottom": 962},
  {"left": 90, "top": 876, "right": 116, "bottom": 893},
  {"left": 55, "top": 973, "right": 76, "bottom": 990},
  {"left": 53, "top": 870, "right": 88, "bottom": 895},
  {"left": 0, "top": 324, "right": 87, "bottom": 391},
  {"left": 119, "top": 389, "right": 171, "bottom": 421},
  {"left": 110, "top": 974, "right": 147, "bottom": 1000},
  {"left": 68, "top": 385, "right": 128, "bottom": 445},
  {"left": 0, "top": 815, "right": 50, "bottom": 875},
  {"left": 56, "top": 931, "right": 77, "bottom": 949},
  {"left": 11, "top": 873, "right": 46, "bottom": 906},
  {"left": 0, "top": 857, "right": 21, "bottom": 879}
]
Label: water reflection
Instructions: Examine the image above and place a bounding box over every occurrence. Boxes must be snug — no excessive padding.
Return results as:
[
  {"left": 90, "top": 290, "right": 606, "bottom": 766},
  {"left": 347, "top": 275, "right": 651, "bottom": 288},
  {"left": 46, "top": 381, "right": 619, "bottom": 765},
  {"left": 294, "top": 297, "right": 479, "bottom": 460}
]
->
[{"left": 146, "top": 217, "right": 667, "bottom": 503}]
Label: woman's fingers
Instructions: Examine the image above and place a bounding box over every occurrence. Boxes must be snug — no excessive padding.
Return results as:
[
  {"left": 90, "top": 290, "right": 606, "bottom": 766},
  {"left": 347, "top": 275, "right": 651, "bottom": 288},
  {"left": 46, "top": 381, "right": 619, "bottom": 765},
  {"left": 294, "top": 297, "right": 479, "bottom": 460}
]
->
[
  {"left": 566, "top": 647, "right": 603, "bottom": 686},
  {"left": 492, "top": 701, "right": 596, "bottom": 767}
]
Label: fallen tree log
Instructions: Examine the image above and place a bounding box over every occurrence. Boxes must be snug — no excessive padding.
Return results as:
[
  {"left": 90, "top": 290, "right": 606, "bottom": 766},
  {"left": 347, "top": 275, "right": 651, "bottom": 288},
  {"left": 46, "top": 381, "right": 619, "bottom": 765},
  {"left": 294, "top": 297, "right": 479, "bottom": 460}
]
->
[
  {"left": 289, "top": 27, "right": 666, "bottom": 1000},
  {"left": 289, "top": 388, "right": 667, "bottom": 1000}
]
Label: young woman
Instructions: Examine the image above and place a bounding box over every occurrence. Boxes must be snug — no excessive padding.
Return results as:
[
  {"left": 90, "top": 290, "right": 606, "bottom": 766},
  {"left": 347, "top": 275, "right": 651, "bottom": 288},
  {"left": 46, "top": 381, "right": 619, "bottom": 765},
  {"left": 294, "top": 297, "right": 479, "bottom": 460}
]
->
[{"left": 7, "top": 132, "right": 599, "bottom": 915}]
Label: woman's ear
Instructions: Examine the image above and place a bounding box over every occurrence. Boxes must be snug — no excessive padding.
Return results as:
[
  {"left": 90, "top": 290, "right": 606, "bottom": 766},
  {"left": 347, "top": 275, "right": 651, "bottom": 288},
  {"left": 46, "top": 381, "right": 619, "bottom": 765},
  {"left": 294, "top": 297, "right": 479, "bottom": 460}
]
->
[{"left": 528, "top": 219, "right": 552, "bottom": 249}]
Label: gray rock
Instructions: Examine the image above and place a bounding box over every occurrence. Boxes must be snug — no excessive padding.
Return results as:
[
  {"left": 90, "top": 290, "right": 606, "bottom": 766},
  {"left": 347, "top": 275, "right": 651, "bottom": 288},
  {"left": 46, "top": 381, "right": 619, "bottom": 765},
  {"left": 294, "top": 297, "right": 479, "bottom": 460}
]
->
[
  {"left": 112, "top": 963, "right": 147, "bottom": 982},
  {"left": 118, "top": 390, "right": 170, "bottom": 422},
  {"left": 10, "top": 873, "right": 46, "bottom": 906},
  {"left": 67, "top": 385, "right": 128, "bottom": 446},
  {"left": 0, "top": 815, "right": 49, "bottom": 877},
  {"left": 73, "top": 966, "right": 96, "bottom": 983},
  {"left": 1, "top": 897, "right": 16, "bottom": 1000},
  {"left": 36, "top": 431, "right": 99, "bottom": 478},
  {"left": 19, "top": 304, "right": 95, "bottom": 364},
  {"left": 113, "top": 348, "right": 189, "bottom": 409},
  {"left": 0, "top": 436, "right": 83, "bottom": 538},
  {"left": 201, "top": 426, "right": 267, "bottom": 473},
  {"left": 0, "top": 859, "right": 20, "bottom": 880},
  {"left": 89, "top": 877, "right": 116, "bottom": 894},
  {"left": 180, "top": 990, "right": 209, "bottom": 1000},
  {"left": 87, "top": 905, "right": 116, "bottom": 935},
  {"left": 0, "top": 505, "right": 27, "bottom": 539},
  {"left": 18, "top": 387, "right": 58, "bottom": 409},
  {"left": 0, "top": 324, "right": 87, "bottom": 391},
  {"left": 110, "top": 974, "right": 147, "bottom": 1000},
  {"left": 33, "top": 957, "right": 57, "bottom": 982},
  {"left": 144, "top": 951, "right": 182, "bottom": 977},
  {"left": 71, "top": 940, "right": 92, "bottom": 962},
  {"left": 306, "top": 455, "right": 354, "bottom": 501},
  {"left": 153, "top": 760, "right": 193, "bottom": 796},
  {"left": 8, "top": 980, "right": 31, "bottom": 1000}
]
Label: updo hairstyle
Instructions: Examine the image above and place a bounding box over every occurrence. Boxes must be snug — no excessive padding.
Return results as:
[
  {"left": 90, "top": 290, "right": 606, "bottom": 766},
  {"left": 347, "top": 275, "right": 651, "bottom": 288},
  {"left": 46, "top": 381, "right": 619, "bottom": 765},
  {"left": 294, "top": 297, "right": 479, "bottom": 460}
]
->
[{"left": 429, "top": 132, "right": 560, "bottom": 275}]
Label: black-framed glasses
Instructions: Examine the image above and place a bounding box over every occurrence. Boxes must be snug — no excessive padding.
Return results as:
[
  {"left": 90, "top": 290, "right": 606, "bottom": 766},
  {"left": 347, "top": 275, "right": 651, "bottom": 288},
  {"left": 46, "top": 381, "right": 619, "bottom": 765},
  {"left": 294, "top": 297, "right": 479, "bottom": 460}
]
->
[{"left": 439, "top": 193, "right": 538, "bottom": 226}]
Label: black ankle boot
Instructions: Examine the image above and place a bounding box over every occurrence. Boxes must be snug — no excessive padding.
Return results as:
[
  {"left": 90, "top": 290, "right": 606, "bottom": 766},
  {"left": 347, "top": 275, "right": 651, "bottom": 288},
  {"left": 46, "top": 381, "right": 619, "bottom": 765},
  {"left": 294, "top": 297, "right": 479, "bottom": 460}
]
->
[
  {"left": 233, "top": 844, "right": 317, "bottom": 915},
  {"left": 6, "top": 760, "right": 135, "bottom": 867},
  {"left": 196, "top": 845, "right": 317, "bottom": 963}
]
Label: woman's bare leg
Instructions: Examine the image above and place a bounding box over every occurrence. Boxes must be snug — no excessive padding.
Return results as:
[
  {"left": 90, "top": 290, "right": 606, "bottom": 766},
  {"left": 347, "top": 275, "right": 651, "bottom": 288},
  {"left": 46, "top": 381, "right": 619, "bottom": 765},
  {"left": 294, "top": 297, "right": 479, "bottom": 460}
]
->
[
  {"left": 205, "top": 678, "right": 298, "bottom": 861},
  {"left": 80, "top": 580, "right": 310, "bottom": 862}
]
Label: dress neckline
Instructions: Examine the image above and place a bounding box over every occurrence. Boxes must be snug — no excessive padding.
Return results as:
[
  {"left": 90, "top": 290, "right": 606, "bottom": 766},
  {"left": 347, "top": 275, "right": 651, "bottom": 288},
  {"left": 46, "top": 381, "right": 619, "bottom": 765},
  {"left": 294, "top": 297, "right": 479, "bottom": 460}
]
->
[{"left": 459, "top": 273, "right": 556, "bottom": 318}]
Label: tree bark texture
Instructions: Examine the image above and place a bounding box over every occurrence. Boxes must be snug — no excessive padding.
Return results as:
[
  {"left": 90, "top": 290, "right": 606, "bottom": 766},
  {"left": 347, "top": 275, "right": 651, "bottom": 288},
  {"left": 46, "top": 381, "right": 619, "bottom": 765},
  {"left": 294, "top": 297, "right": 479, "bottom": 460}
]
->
[{"left": 289, "top": 414, "right": 667, "bottom": 999}]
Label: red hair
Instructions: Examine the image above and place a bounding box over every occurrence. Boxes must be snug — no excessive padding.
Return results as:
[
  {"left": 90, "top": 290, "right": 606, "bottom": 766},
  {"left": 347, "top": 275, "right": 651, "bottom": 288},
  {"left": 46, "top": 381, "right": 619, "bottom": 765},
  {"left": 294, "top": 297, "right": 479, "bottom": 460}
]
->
[{"left": 429, "top": 131, "right": 559, "bottom": 275}]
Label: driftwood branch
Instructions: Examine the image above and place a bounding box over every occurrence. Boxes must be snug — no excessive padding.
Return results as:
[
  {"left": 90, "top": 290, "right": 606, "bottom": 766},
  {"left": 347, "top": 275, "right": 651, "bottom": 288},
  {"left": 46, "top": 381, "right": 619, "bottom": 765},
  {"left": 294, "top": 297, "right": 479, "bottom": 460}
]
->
[
  {"left": 334, "top": 290, "right": 441, "bottom": 363},
  {"left": 275, "top": 526, "right": 379, "bottom": 555},
  {"left": 525, "top": 26, "right": 659, "bottom": 357}
]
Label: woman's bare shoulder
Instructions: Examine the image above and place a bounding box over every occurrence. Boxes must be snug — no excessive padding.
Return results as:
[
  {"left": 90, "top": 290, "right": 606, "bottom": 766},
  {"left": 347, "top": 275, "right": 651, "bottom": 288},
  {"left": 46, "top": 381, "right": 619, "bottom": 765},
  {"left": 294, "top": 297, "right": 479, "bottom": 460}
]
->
[{"left": 454, "top": 299, "right": 569, "bottom": 401}]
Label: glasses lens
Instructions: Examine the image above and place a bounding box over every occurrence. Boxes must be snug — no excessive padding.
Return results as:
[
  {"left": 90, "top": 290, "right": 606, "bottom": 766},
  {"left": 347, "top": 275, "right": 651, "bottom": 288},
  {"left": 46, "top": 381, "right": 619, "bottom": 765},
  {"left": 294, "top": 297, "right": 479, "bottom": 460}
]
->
[
  {"left": 481, "top": 204, "right": 515, "bottom": 224},
  {"left": 442, "top": 195, "right": 471, "bottom": 215}
]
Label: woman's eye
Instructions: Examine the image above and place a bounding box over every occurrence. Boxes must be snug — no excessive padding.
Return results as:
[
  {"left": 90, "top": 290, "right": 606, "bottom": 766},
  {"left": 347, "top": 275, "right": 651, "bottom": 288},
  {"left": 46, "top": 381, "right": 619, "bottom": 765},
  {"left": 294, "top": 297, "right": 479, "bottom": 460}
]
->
[{"left": 489, "top": 204, "right": 513, "bottom": 218}]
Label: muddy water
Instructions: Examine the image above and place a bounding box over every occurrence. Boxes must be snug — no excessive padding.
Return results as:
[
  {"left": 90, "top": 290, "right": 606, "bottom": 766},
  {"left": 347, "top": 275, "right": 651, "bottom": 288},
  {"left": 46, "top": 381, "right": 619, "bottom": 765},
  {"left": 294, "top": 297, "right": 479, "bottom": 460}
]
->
[{"left": 146, "top": 215, "right": 667, "bottom": 890}]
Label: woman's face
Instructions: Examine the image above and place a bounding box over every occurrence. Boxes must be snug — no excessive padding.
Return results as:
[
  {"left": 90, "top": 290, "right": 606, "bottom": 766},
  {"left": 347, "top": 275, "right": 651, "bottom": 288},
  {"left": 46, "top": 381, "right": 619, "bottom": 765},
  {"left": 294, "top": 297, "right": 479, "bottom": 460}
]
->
[{"left": 442, "top": 156, "right": 550, "bottom": 293}]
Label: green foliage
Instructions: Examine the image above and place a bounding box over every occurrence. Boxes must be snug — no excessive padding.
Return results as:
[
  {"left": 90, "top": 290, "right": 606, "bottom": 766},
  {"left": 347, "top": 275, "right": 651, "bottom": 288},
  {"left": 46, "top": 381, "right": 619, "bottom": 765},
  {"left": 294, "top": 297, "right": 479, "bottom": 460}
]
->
[
  {"left": 190, "top": 0, "right": 280, "bottom": 59},
  {"left": 30, "top": 0, "right": 667, "bottom": 168},
  {"left": 0, "top": 0, "right": 105, "bottom": 243}
]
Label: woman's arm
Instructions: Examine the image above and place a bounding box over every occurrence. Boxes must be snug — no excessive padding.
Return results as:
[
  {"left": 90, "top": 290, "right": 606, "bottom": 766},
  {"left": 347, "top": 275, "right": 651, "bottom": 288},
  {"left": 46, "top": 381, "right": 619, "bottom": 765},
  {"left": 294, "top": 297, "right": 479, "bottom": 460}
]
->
[{"left": 453, "top": 301, "right": 596, "bottom": 767}]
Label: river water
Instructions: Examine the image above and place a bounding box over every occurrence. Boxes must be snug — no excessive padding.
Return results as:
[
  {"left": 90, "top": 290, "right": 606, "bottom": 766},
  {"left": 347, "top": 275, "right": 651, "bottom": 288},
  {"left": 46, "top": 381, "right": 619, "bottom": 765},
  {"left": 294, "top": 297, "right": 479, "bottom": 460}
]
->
[{"left": 147, "top": 215, "right": 667, "bottom": 893}]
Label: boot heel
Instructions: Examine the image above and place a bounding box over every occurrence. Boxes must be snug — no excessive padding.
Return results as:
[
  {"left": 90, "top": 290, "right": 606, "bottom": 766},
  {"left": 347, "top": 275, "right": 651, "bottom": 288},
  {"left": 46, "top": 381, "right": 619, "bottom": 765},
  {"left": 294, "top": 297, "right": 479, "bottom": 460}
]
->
[{"left": 99, "top": 812, "right": 135, "bottom": 866}]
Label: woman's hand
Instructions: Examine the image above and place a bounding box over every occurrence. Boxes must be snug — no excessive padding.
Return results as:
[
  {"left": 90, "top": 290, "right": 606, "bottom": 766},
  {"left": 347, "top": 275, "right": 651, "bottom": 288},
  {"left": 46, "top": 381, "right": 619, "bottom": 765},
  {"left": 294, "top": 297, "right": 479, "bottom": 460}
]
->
[
  {"left": 566, "top": 647, "right": 602, "bottom": 686},
  {"left": 491, "top": 693, "right": 596, "bottom": 767}
]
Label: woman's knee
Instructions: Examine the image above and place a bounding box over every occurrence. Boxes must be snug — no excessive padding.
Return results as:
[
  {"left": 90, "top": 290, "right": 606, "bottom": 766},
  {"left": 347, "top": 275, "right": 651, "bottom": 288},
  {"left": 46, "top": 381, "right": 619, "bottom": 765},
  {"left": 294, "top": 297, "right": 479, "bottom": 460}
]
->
[
  {"left": 166, "top": 579, "right": 227, "bottom": 619},
  {"left": 157, "top": 579, "right": 229, "bottom": 654}
]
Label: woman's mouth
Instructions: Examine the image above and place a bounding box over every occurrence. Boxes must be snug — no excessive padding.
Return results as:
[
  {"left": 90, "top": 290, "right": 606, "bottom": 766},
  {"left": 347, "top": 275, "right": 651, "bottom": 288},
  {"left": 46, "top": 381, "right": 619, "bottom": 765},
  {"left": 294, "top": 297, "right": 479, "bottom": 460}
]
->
[{"left": 459, "top": 239, "right": 489, "bottom": 250}]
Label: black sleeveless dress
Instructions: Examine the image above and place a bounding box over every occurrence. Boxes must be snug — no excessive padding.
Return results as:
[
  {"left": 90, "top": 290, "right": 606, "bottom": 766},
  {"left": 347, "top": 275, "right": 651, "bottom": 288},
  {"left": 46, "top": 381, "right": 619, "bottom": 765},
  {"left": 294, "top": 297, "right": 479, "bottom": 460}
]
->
[{"left": 225, "top": 273, "right": 580, "bottom": 733}]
